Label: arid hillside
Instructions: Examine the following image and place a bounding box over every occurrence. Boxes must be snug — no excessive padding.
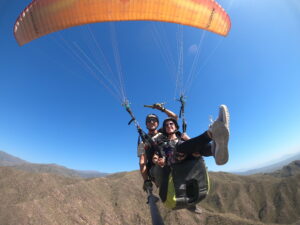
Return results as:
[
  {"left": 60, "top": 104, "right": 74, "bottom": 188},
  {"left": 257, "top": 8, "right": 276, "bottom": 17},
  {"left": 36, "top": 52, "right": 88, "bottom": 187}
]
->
[
  {"left": 0, "top": 150, "right": 108, "bottom": 178},
  {"left": 0, "top": 161, "right": 299, "bottom": 225}
]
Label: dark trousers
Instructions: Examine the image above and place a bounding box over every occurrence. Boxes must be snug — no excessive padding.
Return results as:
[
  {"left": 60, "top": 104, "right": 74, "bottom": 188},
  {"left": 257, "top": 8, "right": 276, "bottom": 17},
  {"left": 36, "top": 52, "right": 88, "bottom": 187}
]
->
[{"left": 177, "top": 131, "right": 213, "bottom": 156}]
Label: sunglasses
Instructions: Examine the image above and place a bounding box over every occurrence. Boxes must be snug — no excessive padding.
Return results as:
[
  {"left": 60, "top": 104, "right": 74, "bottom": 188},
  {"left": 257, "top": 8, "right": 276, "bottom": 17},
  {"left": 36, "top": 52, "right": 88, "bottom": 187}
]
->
[
  {"left": 146, "top": 118, "right": 158, "bottom": 123},
  {"left": 165, "top": 122, "right": 175, "bottom": 127}
]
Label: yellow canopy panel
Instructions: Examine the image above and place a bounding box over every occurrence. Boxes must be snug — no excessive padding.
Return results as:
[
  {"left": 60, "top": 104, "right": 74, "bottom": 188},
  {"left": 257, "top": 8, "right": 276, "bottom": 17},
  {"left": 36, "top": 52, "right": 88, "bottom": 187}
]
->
[{"left": 14, "top": 0, "right": 231, "bottom": 46}]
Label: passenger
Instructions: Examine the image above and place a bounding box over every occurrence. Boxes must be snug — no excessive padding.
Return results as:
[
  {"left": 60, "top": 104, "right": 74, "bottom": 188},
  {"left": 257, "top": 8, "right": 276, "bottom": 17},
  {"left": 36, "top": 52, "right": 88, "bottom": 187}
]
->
[
  {"left": 137, "top": 103, "right": 183, "bottom": 191},
  {"left": 152, "top": 104, "right": 230, "bottom": 168},
  {"left": 150, "top": 105, "right": 230, "bottom": 213}
]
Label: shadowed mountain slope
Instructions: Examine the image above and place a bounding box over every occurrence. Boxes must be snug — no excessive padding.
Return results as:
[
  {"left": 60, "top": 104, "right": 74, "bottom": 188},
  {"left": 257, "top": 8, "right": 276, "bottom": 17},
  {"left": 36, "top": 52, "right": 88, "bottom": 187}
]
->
[
  {"left": 234, "top": 152, "right": 300, "bottom": 175},
  {"left": 271, "top": 160, "right": 300, "bottom": 178},
  {"left": 0, "top": 161, "right": 299, "bottom": 225}
]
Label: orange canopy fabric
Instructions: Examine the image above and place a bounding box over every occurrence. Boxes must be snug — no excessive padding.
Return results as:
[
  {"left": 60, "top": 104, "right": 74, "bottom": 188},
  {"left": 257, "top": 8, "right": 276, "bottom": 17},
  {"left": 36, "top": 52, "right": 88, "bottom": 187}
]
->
[{"left": 14, "top": 0, "right": 231, "bottom": 46}]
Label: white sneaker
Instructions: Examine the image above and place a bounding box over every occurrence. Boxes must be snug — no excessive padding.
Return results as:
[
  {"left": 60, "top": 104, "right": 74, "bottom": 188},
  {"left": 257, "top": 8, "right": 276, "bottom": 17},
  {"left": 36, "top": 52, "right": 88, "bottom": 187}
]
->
[
  {"left": 216, "top": 104, "right": 230, "bottom": 131},
  {"left": 209, "top": 105, "right": 230, "bottom": 165}
]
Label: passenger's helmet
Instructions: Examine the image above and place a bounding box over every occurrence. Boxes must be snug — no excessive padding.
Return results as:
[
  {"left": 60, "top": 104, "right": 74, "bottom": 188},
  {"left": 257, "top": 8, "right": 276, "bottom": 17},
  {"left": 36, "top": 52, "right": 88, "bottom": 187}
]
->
[{"left": 162, "top": 117, "right": 179, "bottom": 133}]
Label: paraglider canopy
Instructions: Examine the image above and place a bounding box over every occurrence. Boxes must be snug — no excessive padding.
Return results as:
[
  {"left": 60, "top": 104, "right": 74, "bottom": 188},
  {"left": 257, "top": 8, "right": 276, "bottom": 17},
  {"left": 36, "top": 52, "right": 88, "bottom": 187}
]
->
[{"left": 14, "top": 0, "right": 231, "bottom": 46}]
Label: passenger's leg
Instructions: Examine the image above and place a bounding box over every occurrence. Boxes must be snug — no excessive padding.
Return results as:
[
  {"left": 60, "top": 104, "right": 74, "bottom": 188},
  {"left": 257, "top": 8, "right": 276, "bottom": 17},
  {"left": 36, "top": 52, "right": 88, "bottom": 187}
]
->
[
  {"left": 177, "top": 131, "right": 212, "bottom": 155},
  {"left": 150, "top": 165, "right": 163, "bottom": 187},
  {"left": 200, "top": 142, "right": 213, "bottom": 156}
]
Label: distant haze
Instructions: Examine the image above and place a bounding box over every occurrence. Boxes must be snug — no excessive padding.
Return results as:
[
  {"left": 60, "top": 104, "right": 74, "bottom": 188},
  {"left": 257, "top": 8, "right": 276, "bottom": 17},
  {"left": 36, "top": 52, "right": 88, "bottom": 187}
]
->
[
  {"left": 232, "top": 151, "right": 300, "bottom": 175},
  {"left": 0, "top": 150, "right": 109, "bottom": 178}
]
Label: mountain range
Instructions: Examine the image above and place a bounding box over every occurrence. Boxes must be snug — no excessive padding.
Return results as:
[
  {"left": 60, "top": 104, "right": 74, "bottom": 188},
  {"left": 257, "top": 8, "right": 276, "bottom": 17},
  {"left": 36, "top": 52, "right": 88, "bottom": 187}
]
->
[
  {"left": 0, "top": 150, "right": 300, "bottom": 224},
  {"left": 2, "top": 150, "right": 300, "bottom": 178},
  {"left": 0, "top": 150, "right": 108, "bottom": 178},
  {"left": 233, "top": 152, "right": 300, "bottom": 175}
]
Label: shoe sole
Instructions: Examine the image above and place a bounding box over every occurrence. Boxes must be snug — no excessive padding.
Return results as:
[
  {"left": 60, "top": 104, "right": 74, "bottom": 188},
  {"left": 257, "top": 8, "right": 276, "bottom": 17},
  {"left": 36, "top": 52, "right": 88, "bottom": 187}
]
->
[
  {"left": 211, "top": 121, "right": 229, "bottom": 165},
  {"left": 219, "top": 104, "right": 230, "bottom": 133}
]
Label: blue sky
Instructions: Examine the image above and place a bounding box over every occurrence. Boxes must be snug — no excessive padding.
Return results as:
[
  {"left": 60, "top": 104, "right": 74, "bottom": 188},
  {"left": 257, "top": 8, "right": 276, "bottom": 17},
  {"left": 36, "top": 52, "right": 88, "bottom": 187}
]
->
[{"left": 0, "top": 0, "right": 300, "bottom": 173}]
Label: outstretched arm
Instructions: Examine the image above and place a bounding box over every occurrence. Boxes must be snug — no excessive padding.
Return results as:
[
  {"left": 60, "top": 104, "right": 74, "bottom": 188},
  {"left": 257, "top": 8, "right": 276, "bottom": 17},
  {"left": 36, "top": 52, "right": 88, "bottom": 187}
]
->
[{"left": 152, "top": 103, "right": 178, "bottom": 120}]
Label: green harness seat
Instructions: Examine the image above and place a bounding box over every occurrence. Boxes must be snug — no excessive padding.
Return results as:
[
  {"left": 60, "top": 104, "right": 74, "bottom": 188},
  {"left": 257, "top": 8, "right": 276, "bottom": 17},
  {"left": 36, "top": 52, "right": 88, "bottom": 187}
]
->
[{"left": 158, "top": 157, "right": 210, "bottom": 210}]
